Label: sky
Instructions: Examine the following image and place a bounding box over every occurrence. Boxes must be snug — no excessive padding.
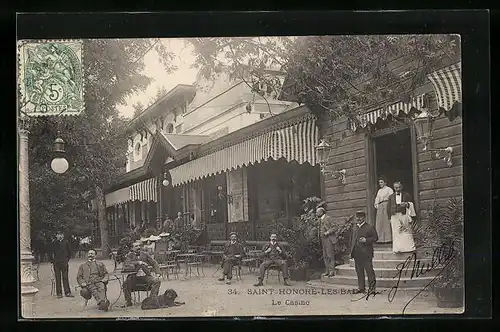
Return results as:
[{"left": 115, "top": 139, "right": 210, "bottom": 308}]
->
[{"left": 117, "top": 38, "right": 199, "bottom": 118}]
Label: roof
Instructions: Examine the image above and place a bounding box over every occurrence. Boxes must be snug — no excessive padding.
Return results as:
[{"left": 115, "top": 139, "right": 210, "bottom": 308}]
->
[
  {"left": 162, "top": 133, "right": 211, "bottom": 150},
  {"left": 127, "top": 84, "right": 196, "bottom": 132}
]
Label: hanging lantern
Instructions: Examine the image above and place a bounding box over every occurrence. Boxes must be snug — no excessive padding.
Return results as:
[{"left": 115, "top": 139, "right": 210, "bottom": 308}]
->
[
  {"left": 315, "top": 139, "right": 331, "bottom": 173},
  {"left": 51, "top": 138, "right": 69, "bottom": 174},
  {"left": 413, "top": 109, "right": 435, "bottom": 150}
]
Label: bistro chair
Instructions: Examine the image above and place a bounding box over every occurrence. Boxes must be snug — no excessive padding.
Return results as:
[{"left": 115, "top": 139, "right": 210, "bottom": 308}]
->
[
  {"left": 266, "top": 263, "right": 283, "bottom": 283},
  {"left": 158, "top": 251, "right": 180, "bottom": 280},
  {"left": 231, "top": 262, "right": 243, "bottom": 281},
  {"left": 50, "top": 264, "right": 56, "bottom": 296}
]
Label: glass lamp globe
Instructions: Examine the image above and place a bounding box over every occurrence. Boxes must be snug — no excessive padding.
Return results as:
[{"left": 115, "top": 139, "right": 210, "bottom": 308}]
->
[
  {"left": 51, "top": 157, "right": 69, "bottom": 174},
  {"left": 162, "top": 179, "right": 170, "bottom": 186}
]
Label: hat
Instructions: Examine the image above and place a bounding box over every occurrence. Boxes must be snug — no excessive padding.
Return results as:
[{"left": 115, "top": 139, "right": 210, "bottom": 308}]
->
[
  {"left": 229, "top": 232, "right": 237, "bottom": 237},
  {"left": 80, "top": 287, "right": 92, "bottom": 300},
  {"left": 355, "top": 211, "right": 366, "bottom": 217}
]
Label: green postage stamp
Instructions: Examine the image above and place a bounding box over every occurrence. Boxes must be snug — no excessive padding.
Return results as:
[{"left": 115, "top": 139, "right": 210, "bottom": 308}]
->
[{"left": 18, "top": 40, "right": 84, "bottom": 116}]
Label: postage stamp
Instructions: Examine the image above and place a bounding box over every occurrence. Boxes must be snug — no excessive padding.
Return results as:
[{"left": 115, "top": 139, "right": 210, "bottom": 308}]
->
[{"left": 18, "top": 40, "right": 84, "bottom": 116}]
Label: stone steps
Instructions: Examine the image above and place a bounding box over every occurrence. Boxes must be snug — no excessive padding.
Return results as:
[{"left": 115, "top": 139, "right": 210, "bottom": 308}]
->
[
  {"left": 337, "top": 264, "right": 440, "bottom": 278},
  {"left": 306, "top": 280, "right": 434, "bottom": 297},
  {"left": 348, "top": 258, "right": 433, "bottom": 269},
  {"left": 372, "top": 250, "right": 431, "bottom": 260}
]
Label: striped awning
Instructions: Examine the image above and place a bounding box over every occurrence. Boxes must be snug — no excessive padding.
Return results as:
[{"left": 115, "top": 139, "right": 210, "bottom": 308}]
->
[
  {"left": 170, "top": 114, "right": 319, "bottom": 186},
  {"left": 350, "top": 94, "right": 426, "bottom": 131},
  {"left": 427, "top": 62, "right": 462, "bottom": 112},
  {"left": 105, "top": 187, "right": 130, "bottom": 207},
  {"left": 129, "top": 178, "right": 157, "bottom": 202}
]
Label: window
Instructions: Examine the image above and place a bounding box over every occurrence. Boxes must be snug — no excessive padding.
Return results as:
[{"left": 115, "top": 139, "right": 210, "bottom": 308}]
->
[
  {"left": 134, "top": 143, "right": 141, "bottom": 158},
  {"left": 166, "top": 123, "right": 174, "bottom": 133}
]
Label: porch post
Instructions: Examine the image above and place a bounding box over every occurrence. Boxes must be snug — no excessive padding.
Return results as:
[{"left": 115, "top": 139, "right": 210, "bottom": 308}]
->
[
  {"left": 19, "top": 124, "right": 38, "bottom": 318},
  {"left": 156, "top": 175, "right": 162, "bottom": 227}
]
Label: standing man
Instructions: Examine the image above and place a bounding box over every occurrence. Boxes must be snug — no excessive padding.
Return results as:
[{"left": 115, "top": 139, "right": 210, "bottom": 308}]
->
[
  {"left": 316, "top": 207, "right": 337, "bottom": 277},
  {"left": 254, "top": 234, "right": 291, "bottom": 287},
  {"left": 76, "top": 249, "right": 110, "bottom": 311},
  {"left": 174, "top": 212, "right": 184, "bottom": 230},
  {"left": 50, "top": 231, "right": 74, "bottom": 298},
  {"left": 122, "top": 241, "right": 162, "bottom": 307},
  {"left": 350, "top": 211, "right": 378, "bottom": 294},
  {"left": 218, "top": 232, "right": 244, "bottom": 285}
]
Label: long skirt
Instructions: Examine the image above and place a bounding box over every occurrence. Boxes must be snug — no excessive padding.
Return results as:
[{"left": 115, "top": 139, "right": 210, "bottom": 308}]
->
[
  {"left": 390, "top": 213, "right": 416, "bottom": 253},
  {"left": 375, "top": 201, "right": 392, "bottom": 243}
]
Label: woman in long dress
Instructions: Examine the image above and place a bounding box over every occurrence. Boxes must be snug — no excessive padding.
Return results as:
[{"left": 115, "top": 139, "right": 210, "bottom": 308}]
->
[
  {"left": 388, "top": 181, "right": 416, "bottom": 253},
  {"left": 374, "top": 176, "right": 394, "bottom": 243}
]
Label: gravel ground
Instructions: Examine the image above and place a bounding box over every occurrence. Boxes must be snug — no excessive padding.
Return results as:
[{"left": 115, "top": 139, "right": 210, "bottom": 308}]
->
[{"left": 30, "top": 259, "right": 462, "bottom": 319}]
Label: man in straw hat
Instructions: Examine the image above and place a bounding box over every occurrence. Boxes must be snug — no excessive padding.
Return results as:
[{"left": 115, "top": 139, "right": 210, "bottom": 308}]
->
[
  {"left": 349, "top": 211, "right": 378, "bottom": 294},
  {"left": 316, "top": 207, "right": 337, "bottom": 277},
  {"left": 218, "top": 232, "right": 244, "bottom": 284}
]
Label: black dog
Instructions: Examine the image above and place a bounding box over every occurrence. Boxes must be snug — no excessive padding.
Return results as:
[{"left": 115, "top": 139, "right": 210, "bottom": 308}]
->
[{"left": 141, "top": 289, "right": 185, "bottom": 310}]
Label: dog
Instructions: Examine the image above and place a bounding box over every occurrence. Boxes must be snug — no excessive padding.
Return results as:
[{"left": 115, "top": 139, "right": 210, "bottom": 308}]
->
[{"left": 140, "top": 289, "right": 185, "bottom": 310}]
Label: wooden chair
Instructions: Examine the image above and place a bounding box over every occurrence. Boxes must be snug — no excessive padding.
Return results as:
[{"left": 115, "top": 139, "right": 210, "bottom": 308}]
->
[{"left": 266, "top": 263, "right": 283, "bottom": 283}]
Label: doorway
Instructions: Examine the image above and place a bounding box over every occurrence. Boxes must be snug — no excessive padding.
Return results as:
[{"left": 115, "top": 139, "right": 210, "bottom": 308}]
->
[{"left": 373, "top": 127, "right": 415, "bottom": 203}]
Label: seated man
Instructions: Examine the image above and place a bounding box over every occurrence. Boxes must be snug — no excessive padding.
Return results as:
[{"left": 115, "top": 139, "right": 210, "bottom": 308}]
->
[
  {"left": 122, "top": 241, "right": 162, "bottom": 307},
  {"left": 76, "top": 249, "right": 110, "bottom": 311},
  {"left": 218, "top": 232, "right": 244, "bottom": 285},
  {"left": 254, "top": 234, "right": 291, "bottom": 287}
]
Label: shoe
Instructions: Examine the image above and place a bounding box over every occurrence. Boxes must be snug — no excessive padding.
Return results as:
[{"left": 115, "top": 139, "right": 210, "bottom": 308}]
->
[
  {"left": 283, "top": 279, "right": 291, "bottom": 286},
  {"left": 328, "top": 273, "right": 335, "bottom": 277},
  {"left": 322, "top": 272, "right": 329, "bottom": 277},
  {"left": 65, "top": 293, "right": 75, "bottom": 298},
  {"left": 353, "top": 289, "right": 366, "bottom": 294},
  {"left": 57, "top": 295, "right": 63, "bottom": 299},
  {"left": 226, "top": 280, "right": 231, "bottom": 285},
  {"left": 121, "top": 302, "right": 133, "bottom": 308},
  {"left": 253, "top": 281, "right": 264, "bottom": 287},
  {"left": 218, "top": 277, "right": 225, "bottom": 282}
]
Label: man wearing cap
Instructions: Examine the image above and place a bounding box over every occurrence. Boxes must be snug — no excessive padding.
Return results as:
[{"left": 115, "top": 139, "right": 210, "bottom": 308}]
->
[
  {"left": 254, "top": 234, "right": 291, "bottom": 286},
  {"left": 316, "top": 207, "right": 337, "bottom": 277},
  {"left": 350, "top": 211, "right": 378, "bottom": 294},
  {"left": 218, "top": 232, "right": 244, "bottom": 284},
  {"left": 122, "top": 241, "right": 162, "bottom": 307},
  {"left": 76, "top": 249, "right": 110, "bottom": 311},
  {"left": 50, "top": 231, "right": 74, "bottom": 298}
]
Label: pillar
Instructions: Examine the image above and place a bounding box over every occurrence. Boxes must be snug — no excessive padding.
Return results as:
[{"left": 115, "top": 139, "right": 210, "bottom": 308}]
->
[
  {"left": 19, "top": 125, "right": 38, "bottom": 318},
  {"left": 156, "top": 176, "right": 163, "bottom": 226}
]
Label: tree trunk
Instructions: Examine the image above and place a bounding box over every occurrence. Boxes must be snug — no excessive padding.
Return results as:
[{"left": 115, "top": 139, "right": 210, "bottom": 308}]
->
[{"left": 95, "top": 185, "right": 109, "bottom": 258}]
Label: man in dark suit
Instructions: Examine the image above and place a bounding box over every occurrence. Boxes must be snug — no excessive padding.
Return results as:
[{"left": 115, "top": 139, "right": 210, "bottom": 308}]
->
[
  {"left": 387, "top": 181, "right": 413, "bottom": 220},
  {"left": 254, "top": 234, "right": 291, "bottom": 286},
  {"left": 218, "top": 232, "right": 245, "bottom": 284},
  {"left": 317, "top": 207, "right": 337, "bottom": 277},
  {"left": 50, "top": 231, "right": 74, "bottom": 298},
  {"left": 350, "top": 211, "right": 378, "bottom": 294}
]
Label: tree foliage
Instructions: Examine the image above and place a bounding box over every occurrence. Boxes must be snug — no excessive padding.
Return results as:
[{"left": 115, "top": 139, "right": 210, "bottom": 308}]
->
[
  {"left": 187, "top": 35, "right": 460, "bottom": 122},
  {"left": 27, "top": 39, "right": 175, "bottom": 248}
]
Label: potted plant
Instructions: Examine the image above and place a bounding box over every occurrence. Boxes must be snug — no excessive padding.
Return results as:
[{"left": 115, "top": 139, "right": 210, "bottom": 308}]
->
[{"left": 412, "top": 198, "right": 464, "bottom": 308}]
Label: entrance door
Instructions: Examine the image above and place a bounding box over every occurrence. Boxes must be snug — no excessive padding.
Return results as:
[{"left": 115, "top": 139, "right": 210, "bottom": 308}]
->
[{"left": 373, "top": 127, "right": 415, "bottom": 196}]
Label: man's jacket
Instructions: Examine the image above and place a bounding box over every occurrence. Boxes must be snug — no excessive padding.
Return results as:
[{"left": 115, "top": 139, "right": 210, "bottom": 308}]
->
[
  {"left": 260, "top": 243, "right": 287, "bottom": 261},
  {"left": 50, "top": 239, "right": 72, "bottom": 263},
  {"left": 76, "top": 260, "right": 108, "bottom": 286},
  {"left": 123, "top": 250, "right": 160, "bottom": 276}
]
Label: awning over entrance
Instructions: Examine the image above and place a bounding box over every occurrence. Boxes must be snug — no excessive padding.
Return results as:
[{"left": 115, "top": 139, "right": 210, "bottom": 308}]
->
[
  {"left": 105, "top": 187, "right": 130, "bottom": 207},
  {"left": 130, "top": 178, "right": 158, "bottom": 202},
  {"left": 350, "top": 94, "right": 426, "bottom": 131},
  {"left": 170, "top": 114, "right": 319, "bottom": 187},
  {"left": 427, "top": 62, "right": 461, "bottom": 112}
]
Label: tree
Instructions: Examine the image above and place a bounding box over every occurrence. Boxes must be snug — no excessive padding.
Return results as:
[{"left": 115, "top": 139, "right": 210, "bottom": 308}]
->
[
  {"left": 187, "top": 35, "right": 460, "bottom": 123},
  {"left": 132, "top": 101, "right": 145, "bottom": 117},
  {"left": 28, "top": 39, "right": 176, "bottom": 256}
]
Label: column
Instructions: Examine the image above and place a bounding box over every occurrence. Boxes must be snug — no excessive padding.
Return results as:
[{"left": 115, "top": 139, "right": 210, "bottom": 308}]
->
[
  {"left": 19, "top": 125, "right": 38, "bottom": 318},
  {"left": 156, "top": 176, "right": 162, "bottom": 226}
]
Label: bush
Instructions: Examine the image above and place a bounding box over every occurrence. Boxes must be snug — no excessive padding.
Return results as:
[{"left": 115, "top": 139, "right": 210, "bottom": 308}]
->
[{"left": 412, "top": 198, "right": 464, "bottom": 288}]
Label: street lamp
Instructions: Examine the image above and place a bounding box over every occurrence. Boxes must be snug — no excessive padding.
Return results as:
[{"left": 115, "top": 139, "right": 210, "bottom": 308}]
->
[
  {"left": 413, "top": 109, "right": 453, "bottom": 167},
  {"left": 315, "top": 139, "right": 347, "bottom": 185},
  {"left": 50, "top": 138, "right": 69, "bottom": 174}
]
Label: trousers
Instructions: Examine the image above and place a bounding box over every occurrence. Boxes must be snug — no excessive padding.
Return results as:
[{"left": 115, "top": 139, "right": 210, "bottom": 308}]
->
[
  {"left": 353, "top": 255, "right": 376, "bottom": 291},
  {"left": 321, "top": 237, "right": 335, "bottom": 274},
  {"left": 123, "top": 275, "right": 161, "bottom": 305},
  {"left": 88, "top": 280, "right": 107, "bottom": 303},
  {"left": 53, "top": 261, "right": 71, "bottom": 296},
  {"left": 258, "top": 259, "right": 289, "bottom": 280},
  {"left": 222, "top": 258, "right": 239, "bottom": 279}
]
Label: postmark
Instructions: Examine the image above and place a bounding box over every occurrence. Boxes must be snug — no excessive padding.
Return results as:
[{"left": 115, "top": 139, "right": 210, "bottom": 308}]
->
[{"left": 18, "top": 40, "right": 84, "bottom": 116}]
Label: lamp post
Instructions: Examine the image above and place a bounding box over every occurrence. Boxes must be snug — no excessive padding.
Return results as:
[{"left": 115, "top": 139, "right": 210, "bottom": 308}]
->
[
  {"left": 413, "top": 109, "right": 454, "bottom": 167},
  {"left": 19, "top": 123, "right": 70, "bottom": 318}
]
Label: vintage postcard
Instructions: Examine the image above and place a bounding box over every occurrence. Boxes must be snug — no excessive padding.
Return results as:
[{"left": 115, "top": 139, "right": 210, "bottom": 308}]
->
[{"left": 18, "top": 33, "right": 465, "bottom": 319}]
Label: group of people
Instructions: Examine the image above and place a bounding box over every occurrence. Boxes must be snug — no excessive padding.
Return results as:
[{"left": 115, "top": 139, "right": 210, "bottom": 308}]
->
[
  {"left": 217, "top": 232, "right": 292, "bottom": 287},
  {"left": 317, "top": 178, "right": 417, "bottom": 294}
]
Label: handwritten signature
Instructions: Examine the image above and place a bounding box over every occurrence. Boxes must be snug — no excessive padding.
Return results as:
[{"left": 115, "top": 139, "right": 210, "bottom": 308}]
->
[
  {"left": 350, "top": 242, "right": 457, "bottom": 313},
  {"left": 389, "top": 242, "right": 457, "bottom": 314}
]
